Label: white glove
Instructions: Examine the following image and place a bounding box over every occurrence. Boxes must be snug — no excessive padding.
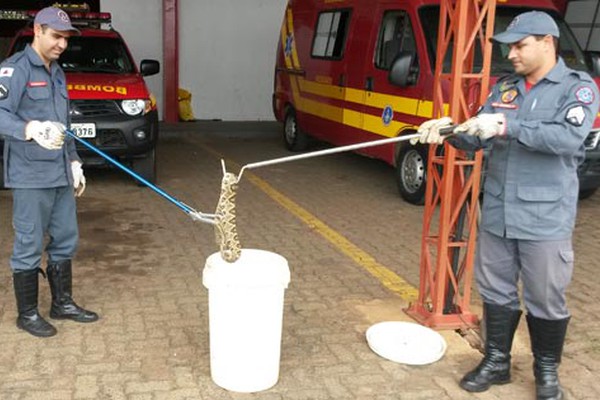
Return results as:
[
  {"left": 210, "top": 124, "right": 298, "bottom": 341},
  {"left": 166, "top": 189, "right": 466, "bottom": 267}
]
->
[
  {"left": 454, "top": 113, "right": 506, "bottom": 140},
  {"left": 71, "top": 161, "right": 86, "bottom": 197},
  {"left": 24, "top": 121, "right": 66, "bottom": 150},
  {"left": 411, "top": 116, "right": 453, "bottom": 145}
]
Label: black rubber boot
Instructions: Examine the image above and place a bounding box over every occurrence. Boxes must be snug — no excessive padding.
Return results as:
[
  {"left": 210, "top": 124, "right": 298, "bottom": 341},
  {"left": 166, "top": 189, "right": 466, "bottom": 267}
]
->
[
  {"left": 459, "top": 303, "right": 522, "bottom": 392},
  {"left": 527, "top": 314, "right": 570, "bottom": 400},
  {"left": 47, "top": 260, "right": 99, "bottom": 323},
  {"left": 13, "top": 269, "right": 57, "bottom": 337}
]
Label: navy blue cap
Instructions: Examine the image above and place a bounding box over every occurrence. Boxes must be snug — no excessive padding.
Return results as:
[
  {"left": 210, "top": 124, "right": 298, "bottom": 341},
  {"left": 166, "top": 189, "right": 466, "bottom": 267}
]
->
[
  {"left": 492, "top": 11, "right": 559, "bottom": 44},
  {"left": 34, "top": 7, "right": 80, "bottom": 35}
]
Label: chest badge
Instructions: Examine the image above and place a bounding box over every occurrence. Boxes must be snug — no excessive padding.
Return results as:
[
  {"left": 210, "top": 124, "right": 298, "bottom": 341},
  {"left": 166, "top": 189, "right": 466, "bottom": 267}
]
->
[
  {"left": 501, "top": 89, "right": 518, "bottom": 103},
  {"left": 499, "top": 80, "right": 516, "bottom": 92},
  {"left": 491, "top": 102, "right": 517, "bottom": 109},
  {"left": 27, "top": 81, "right": 48, "bottom": 88}
]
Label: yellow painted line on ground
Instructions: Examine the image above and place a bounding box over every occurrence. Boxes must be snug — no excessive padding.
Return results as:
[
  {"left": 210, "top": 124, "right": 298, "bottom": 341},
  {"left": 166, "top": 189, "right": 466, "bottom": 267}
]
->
[{"left": 201, "top": 145, "right": 418, "bottom": 302}]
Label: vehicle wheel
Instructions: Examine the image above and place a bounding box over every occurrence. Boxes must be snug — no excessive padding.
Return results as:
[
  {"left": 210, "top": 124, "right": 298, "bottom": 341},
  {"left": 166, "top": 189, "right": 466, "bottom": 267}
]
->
[
  {"left": 132, "top": 149, "right": 157, "bottom": 185},
  {"left": 283, "top": 108, "right": 308, "bottom": 151},
  {"left": 396, "top": 144, "right": 427, "bottom": 205},
  {"left": 579, "top": 188, "right": 597, "bottom": 200}
]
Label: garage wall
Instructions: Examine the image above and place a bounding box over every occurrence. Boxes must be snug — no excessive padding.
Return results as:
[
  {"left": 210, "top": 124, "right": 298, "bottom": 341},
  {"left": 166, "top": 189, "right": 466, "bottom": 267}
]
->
[
  {"left": 102, "top": 0, "right": 287, "bottom": 121},
  {"left": 180, "top": 0, "right": 287, "bottom": 121}
]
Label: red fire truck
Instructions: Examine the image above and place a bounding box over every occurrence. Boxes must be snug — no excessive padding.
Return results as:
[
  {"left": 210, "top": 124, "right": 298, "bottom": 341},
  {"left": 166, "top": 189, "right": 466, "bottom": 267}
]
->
[
  {"left": 0, "top": 4, "right": 160, "bottom": 185},
  {"left": 272, "top": 0, "right": 600, "bottom": 204}
]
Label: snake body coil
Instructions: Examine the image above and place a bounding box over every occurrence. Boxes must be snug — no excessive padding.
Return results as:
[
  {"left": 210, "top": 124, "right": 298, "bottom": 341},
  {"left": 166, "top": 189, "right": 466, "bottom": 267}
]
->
[{"left": 214, "top": 171, "right": 242, "bottom": 262}]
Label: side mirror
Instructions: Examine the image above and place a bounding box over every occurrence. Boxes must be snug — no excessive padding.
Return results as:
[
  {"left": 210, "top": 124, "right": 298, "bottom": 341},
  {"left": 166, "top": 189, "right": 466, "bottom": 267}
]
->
[
  {"left": 584, "top": 51, "right": 600, "bottom": 77},
  {"left": 388, "top": 51, "right": 418, "bottom": 87},
  {"left": 140, "top": 59, "right": 160, "bottom": 76}
]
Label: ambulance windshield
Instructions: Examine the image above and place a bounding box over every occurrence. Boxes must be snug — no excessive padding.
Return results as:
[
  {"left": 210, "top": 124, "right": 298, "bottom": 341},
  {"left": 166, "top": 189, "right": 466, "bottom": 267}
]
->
[
  {"left": 12, "top": 36, "right": 135, "bottom": 74},
  {"left": 419, "top": 6, "right": 590, "bottom": 75}
]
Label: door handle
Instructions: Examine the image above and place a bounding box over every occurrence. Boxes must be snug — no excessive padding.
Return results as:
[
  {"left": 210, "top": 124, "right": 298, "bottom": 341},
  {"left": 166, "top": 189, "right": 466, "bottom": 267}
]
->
[
  {"left": 365, "top": 77, "right": 374, "bottom": 91},
  {"left": 338, "top": 74, "right": 346, "bottom": 87}
]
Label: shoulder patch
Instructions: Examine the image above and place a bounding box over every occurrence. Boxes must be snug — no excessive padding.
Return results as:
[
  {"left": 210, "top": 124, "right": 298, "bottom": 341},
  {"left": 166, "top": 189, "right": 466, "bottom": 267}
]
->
[
  {"left": 0, "top": 67, "right": 14, "bottom": 78},
  {"left": 497, "top": 73, "right": 520, "bottom": 92},
  {"left": 565, "top": 105, "right": 585, "bottom": 126},
  {"left": 575, "top": 86, "right": 595, "bottom": 104},
  {"left": 499, "top": 78, "right": 519, "bottom": 92},
  {"left": 0, "top": 83, "right": 8, "bottom": 100}
]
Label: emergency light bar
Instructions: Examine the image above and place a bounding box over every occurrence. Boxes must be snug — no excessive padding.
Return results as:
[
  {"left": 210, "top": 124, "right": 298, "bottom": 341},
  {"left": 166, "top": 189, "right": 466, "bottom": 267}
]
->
[
  {"left": 52, "top": 2, "right": 111, "bottom": 23},
  {"left": 52, "top": 3, "right": 90, "bottom": 12},
  {"left": 67, "top": 12, "right": 112, "bottom": 23},
  {"left": 0, "top": 2, "right": 111, "bottom": 26}
]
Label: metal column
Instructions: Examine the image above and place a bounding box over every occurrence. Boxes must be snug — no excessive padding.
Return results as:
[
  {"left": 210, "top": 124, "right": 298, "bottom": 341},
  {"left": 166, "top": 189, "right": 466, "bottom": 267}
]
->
[
  {"left": 405, "top": 0, "right": 497, "bottom": 330},
  {"left": 163, "top": 0, "right": 179, "bottom": 122}
]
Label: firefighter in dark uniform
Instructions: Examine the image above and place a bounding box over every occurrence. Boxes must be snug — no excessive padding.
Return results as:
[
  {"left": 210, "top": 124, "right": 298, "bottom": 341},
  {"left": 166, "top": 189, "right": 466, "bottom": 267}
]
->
[
  {"left": 0, "top": 7, "right": 98, "bottom": 337},
  {"left": 415, "top": 11, "right": 600, "bottom": 400}
]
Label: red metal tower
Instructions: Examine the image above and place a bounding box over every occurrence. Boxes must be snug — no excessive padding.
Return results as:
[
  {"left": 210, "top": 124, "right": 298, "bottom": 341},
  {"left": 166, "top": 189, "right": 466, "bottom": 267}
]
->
[{"left": 406, "top": 0, "right": 497, "bottom": 330}]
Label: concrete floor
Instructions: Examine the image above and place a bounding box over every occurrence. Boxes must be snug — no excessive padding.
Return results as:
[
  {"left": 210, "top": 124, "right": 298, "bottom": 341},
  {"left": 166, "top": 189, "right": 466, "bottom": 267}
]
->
[{"left": 0, "top": 121, "right": 599, "bottom": 399}]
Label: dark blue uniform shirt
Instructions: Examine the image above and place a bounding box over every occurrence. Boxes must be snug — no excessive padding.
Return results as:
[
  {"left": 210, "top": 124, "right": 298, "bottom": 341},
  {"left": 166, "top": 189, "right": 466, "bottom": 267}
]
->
[
  {"left": 0, "top": 45, "right": 80, "bottom": 188},
  {"left": 450, "top": 58, "right": 600, "bottom": 240}
]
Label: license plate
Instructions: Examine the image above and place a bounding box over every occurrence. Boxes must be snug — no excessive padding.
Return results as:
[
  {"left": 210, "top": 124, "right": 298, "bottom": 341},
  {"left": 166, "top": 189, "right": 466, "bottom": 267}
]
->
[{"left": 71, "top": 123, "right": 96, "bottom": 138}]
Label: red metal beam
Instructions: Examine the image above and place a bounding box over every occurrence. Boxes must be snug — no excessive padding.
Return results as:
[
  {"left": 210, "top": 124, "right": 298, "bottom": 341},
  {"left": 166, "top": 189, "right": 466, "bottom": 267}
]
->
[
  {"left": 405, "top": 0, "right": 497, "bottom": 330},
  {"left": 163, "top": 0, "right": 179, "bottom": 122}
]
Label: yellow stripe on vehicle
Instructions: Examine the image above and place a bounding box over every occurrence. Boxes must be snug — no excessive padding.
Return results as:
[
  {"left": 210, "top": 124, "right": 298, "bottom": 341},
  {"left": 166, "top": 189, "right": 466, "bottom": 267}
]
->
[
  {"left": 345, "top": 87, "right": 365, "bottom": 104},
  {"left": 280, "top": 10, "right": 446, "bottom": 138},
  {"left": 299, "top": 78, "right": 346, "bottom": 101},
  {"left": 290, "top": 75, "right": 303, "bottom": 109},
  {"left": 362, "top": 114, "right": 414, "bottom": 138},
  {"left": 365, "top": 91, "right": 419, "bottom": 112},
  {"left": 282, "top": 9, "right": 292, "bottom": 68},
  {"left": 286, "top": 8, "right": 301, "bottom": 70}
]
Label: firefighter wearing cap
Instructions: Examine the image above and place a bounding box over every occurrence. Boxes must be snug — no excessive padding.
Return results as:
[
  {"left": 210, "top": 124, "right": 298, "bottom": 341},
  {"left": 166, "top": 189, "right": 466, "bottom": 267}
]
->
[
  {"left": 415, "top": 10, "right": 599, "bottom": 400},
  {"left": 0, "top": 7, "right": 98, "bottom": 338}
]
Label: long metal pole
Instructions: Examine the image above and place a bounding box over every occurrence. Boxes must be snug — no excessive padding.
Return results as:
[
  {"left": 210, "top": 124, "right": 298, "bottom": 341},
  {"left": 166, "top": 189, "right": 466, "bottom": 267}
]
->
[
  {"left": 65, "top": 130, "right": 215, "bottom": 224},
  {"left": 237, "top": 133, "right": 422, "bottom": 180}
]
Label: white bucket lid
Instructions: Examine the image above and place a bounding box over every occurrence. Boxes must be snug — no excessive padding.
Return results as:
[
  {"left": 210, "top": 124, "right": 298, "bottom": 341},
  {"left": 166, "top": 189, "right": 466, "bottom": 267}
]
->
[
  {"left": 203, "top": 249, "right": 290, "bottom": 289},
  {"left": 366, "top": 321, "right": 447, "bottom": 365}
]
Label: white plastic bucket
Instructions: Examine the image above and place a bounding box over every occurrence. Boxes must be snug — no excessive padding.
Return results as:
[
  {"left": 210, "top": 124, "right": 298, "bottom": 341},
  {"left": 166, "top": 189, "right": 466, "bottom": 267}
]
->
[{"left": 202, "top": 249, "right": 290, "bottom": 393}]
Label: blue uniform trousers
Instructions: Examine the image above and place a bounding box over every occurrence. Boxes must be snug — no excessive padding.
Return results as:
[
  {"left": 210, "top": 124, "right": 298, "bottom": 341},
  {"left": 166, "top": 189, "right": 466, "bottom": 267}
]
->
[
  {"left": 475, "top": 230, "right": 573, "bottom": 320},
  {"left": 10, "top": 187, "right": 78, "bottom": 271}
]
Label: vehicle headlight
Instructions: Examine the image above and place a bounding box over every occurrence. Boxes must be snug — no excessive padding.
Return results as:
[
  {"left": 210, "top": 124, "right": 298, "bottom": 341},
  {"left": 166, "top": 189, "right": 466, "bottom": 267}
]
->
[{"left": 121, "top": 99, "right": 148, "bottom": 116}]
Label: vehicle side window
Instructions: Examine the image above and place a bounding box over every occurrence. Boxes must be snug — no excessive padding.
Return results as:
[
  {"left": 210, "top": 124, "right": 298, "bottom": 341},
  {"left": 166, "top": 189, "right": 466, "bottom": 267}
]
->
[
  {"left": 375, "top": 10, "right": 417, "bottom": 70},
  {"left": 419, "top": 6, "right": 589, "bottom": 75},
  {"left": 311, "top": 10, "right": 351, "bottom": 59}
]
